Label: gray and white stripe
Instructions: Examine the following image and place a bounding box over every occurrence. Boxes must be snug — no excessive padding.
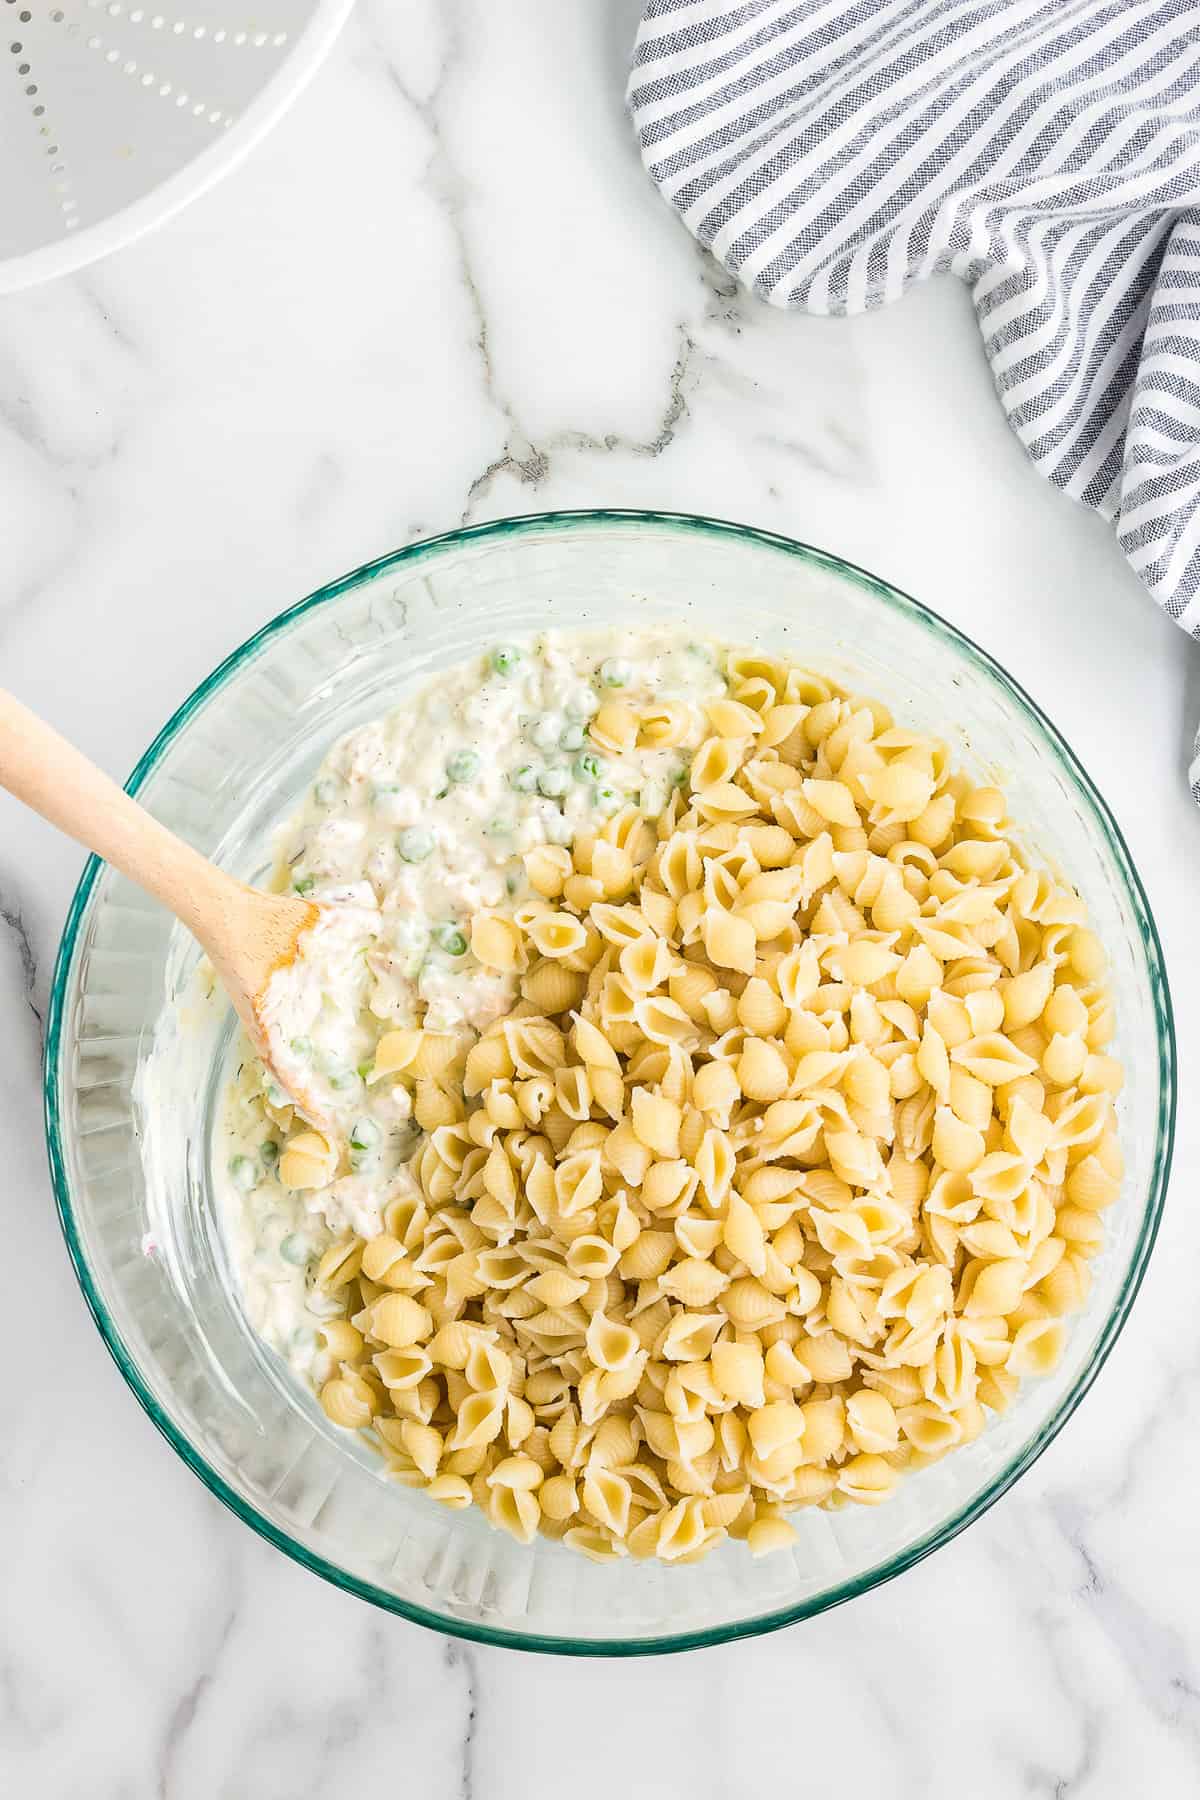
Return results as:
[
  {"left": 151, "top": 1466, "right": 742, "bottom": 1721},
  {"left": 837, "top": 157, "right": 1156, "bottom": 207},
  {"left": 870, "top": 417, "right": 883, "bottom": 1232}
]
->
[{"left": 629, "top": 0, "right": 1200, "bottom": 798}]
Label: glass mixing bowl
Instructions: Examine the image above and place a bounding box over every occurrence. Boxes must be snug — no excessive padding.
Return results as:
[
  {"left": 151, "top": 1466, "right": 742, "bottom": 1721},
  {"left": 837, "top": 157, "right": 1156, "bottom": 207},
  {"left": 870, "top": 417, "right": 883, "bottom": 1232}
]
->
[{"left": 45, "top": 511, "right": 1175, "bottom": 1655}]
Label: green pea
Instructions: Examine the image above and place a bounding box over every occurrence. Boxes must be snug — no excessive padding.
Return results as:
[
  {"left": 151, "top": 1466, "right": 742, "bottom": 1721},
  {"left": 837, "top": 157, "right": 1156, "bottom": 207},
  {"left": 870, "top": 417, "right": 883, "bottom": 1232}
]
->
[
  {"left": 559, "top": 723, "right": 586, "bottom": 752},
  {"left": 260, "top": 1140, "right": 279, "bottom": 1164},
  {"left": 263, "top": 1078, "right": 288, "bottom": 1109},
  {"left": 290, "top": 1037, "right": 313, "bottom": 1061},
  {"left": 565, "top": 688, "right": 599, "bottom": 721},
  {"left": 491, "top": 644, "right": 521, "bottom": 674},
  {"left": 446, "top": 749, "right": 480, "bottom": 783},
  {"left": 328, "top": 1069, "right": 360, "bottom": 1093},
  {"left": 574, "top": 750, "right": 605, "bottom": 782},
  {"left": 537, "top": 766, "right": 570, "bottom": 799},
  {"left": 280, "top": 1233, "right": 311, "bottom": 1267},
  {"left": 398, "top": 827, "right": 434, "bottom": 863},
  {"left": 292, "top": 875, "right": 315, "bottom": 896},
  {"left": 433, "top": 924, "right": 468, "bottom": 956},
  {"left": 600, "top": 657, "right": 632, "bottom": 687},
  {"left": 485, "top": 816, "right": 514, "bottom": 839},
  {"left": 593, "top": 785, "right": 622, "bottom": 815},
  {"left": 508, "top": 764, "right": 538, "bottom": 792},
  {"left": 349, "top": 1117, "right": 382, "bottom": 1152},
  {"left": 526, "top": 715, "right": 560, "bottom": 753},
  {"left": 229, "top": 1155, "right": 258, "bottom": 1191}
]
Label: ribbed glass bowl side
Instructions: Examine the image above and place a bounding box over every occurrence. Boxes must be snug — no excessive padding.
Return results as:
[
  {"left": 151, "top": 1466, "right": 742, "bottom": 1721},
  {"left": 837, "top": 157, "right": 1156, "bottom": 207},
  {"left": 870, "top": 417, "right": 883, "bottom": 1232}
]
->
[{"left": 44, "top": 512, "right": 1175, "bottom": 1655}]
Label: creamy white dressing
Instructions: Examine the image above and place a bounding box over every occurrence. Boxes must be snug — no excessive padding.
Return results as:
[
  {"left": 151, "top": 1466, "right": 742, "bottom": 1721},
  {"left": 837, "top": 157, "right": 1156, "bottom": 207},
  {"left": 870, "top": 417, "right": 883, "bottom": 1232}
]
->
[{"left": 216, "top": 628, "right": 726, "bottom": 1380}]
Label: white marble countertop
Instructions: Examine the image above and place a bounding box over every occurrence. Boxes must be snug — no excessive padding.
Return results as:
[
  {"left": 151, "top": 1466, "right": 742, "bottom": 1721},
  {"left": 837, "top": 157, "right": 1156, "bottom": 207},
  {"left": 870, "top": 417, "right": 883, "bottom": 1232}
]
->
[{"left": 2, "top": 3, "right": 1199, "bottom": 1795}]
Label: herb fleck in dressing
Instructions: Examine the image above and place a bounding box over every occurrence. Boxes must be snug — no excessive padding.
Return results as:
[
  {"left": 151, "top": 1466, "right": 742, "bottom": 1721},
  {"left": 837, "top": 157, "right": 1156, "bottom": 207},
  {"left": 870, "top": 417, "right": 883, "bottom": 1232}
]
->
[{"left": 217, "top": 629, "right": 724, "bottom": 1377}]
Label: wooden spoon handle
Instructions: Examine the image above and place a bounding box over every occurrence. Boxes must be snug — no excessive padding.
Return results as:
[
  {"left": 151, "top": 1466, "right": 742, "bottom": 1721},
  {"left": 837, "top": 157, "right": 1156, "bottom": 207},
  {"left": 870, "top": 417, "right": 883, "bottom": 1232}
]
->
[{"left": 0, "top": 688, "right": 234, "bottom": 940}]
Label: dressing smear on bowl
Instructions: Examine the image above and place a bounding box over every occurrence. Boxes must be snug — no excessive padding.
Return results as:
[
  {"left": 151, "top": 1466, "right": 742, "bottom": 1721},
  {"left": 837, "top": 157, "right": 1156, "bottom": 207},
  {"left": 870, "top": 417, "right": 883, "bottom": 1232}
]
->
[{"left": 217, "top": 630, "right": 724, "bottom": 1378}]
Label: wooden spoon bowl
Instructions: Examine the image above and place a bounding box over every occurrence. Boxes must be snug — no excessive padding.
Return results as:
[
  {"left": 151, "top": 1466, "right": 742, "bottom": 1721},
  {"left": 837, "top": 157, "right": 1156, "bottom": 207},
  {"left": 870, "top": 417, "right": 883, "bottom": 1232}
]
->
[{"left": 0, "top": 688, "right": 329, "bottom": 1126}]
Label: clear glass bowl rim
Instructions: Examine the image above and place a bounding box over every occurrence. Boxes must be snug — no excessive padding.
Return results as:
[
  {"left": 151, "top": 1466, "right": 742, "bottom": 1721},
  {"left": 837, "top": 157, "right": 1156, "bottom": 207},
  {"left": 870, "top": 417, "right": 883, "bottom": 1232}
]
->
[{"left": 43, "top": 509, "right": 1176, "bottom": 1657}]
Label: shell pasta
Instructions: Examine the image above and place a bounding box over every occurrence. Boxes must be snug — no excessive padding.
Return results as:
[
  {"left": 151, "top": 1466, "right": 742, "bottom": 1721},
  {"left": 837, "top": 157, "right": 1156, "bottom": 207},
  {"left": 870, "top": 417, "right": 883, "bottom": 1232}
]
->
[{"left": 222, "top": 633, "right": 1121, "bottom": 1567}]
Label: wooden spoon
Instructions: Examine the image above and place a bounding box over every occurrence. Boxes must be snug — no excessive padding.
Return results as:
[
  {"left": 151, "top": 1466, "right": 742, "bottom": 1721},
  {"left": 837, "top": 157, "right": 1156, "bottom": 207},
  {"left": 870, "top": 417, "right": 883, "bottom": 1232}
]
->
[{"left": 0, "top": 687, "right": 328, "bottom": 1124}]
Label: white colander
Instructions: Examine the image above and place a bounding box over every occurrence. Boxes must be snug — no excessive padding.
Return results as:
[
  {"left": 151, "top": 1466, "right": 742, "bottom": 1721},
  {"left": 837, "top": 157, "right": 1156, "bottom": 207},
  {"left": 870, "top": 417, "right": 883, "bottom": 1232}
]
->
[{"left": 1, "top": 0, "right": 354, "bottom": 293}]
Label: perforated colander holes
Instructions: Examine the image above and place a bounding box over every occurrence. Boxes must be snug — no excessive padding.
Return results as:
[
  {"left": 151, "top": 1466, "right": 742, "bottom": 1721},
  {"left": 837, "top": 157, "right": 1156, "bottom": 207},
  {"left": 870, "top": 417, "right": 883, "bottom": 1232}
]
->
[
  {"left": 83, "top": 34, "right": 237, "bottom": 123},
  {"left": 83, "top": 2, "right": 288, "bottom": 48},
  {"left": 8, "top": 3, "right": 297, "bottom": 240},
  {"left": 8, "top": 23, "right": 78, "bottom": 227}
]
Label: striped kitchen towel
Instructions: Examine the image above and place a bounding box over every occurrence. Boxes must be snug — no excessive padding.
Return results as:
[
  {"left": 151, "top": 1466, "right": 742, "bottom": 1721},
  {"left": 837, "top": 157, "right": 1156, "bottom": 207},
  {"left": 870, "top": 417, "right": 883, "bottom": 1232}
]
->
[{"left": 629, "top": 0, "right": 1200, "bottom": 799}]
